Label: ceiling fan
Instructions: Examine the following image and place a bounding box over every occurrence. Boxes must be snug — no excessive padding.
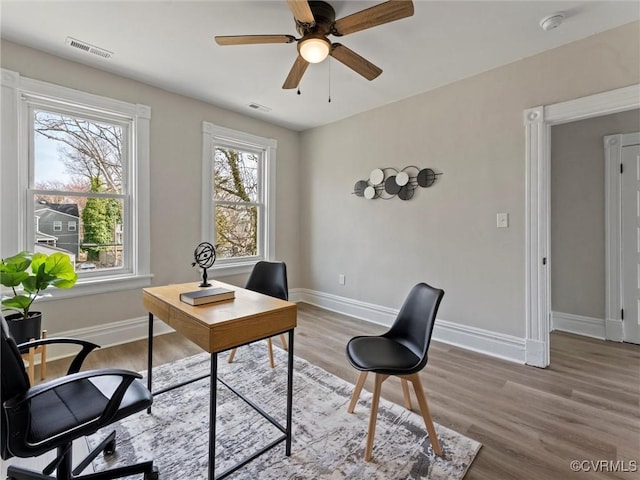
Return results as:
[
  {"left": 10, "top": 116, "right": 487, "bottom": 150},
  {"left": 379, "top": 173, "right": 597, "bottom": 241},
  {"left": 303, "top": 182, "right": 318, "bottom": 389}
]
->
[{"left": 214, "top": 0, "right": 414, "bottom": 89}]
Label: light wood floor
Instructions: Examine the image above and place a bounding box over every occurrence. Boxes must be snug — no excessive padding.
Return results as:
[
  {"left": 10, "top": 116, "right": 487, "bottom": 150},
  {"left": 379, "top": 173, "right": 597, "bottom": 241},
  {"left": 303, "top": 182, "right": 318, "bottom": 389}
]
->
[{"left": 38, "top": 303, "right": 640, "bottom": 479}]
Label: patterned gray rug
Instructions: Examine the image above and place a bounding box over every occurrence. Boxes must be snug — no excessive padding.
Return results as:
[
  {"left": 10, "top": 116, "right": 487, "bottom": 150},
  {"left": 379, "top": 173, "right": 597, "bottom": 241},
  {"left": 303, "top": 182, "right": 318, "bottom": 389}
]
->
[{"left": 88, "top": 343, "right": 480, "bottom": 479}]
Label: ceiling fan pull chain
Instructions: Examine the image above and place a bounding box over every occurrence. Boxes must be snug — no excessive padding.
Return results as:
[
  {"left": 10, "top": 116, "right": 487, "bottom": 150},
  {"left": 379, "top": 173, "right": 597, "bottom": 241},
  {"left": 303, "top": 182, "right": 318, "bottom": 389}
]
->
[
  {"left": 297, "top": 87, "right": 301, "bottom": 95},
  {"left": 328, "top": 57, "right": 332, "bottom": 103}
]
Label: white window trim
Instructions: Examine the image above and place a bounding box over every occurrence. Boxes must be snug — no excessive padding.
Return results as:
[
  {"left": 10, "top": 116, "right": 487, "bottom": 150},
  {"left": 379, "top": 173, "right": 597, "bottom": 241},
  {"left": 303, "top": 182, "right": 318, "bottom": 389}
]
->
[
  {"left": 201, "top": 122, "right": 276, "bottom": 277},
  {"left": 1, "top": 69, "right": 152, "bottom": 299}
]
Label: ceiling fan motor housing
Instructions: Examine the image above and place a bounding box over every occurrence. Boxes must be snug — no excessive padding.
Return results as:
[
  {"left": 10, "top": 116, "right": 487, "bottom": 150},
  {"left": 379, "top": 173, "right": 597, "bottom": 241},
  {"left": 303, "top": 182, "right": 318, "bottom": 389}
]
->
[{"left": 296, "top": 0, "right": 336, "bottom": 36}]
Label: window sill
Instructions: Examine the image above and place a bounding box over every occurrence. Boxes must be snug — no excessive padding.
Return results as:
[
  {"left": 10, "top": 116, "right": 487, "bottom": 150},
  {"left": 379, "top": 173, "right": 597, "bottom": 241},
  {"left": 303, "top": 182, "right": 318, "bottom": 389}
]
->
[
  {"left": 210, "top": 261, "right": 259, "bottom": 277},
  {"left": 31, "top": 274, "right": 154, "bottom": 302}
]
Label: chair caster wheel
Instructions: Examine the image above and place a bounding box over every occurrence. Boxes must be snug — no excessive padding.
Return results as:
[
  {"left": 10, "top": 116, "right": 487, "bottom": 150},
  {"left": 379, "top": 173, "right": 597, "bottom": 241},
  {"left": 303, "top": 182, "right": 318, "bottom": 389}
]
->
[
  {"left": 104, "top": 438, "right": 116, "bottom": 456},
  {"left": 144, "top": 466, "right": 159, "bottom": 480}
]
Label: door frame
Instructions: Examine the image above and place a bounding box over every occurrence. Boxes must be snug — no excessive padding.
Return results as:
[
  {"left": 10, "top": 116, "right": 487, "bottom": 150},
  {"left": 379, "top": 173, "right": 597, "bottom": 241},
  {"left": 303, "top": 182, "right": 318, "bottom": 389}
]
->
[
  {"left": 523, "top": 85, "right": 640, "bottom": 368},
  {"left": 604, "top": 132, "right": 640, "bottom": 342}
]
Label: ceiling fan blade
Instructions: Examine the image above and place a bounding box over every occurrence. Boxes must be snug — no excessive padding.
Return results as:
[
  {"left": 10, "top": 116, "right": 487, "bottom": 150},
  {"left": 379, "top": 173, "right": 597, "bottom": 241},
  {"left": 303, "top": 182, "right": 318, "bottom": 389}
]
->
[
  {"left": 215, "top": 35, "right": 296, "bottom": 46},
  {"left": 333, "top": 0, "right": 414, "bottom": 36},
  {"left": 330, "top": 44, "right": 382, "bottom": 81},
  {"left": 286, "top": 0, "right": 315, "bottom": 24},
  {"left": 282, "top": 55, "right": 310, "bottom": 89}
]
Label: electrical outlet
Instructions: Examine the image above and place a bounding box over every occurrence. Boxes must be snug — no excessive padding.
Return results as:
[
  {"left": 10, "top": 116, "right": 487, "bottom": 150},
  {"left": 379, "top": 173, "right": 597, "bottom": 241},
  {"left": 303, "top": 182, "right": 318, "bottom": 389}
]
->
[{"left": 339, "top": 274, "right": 345, "bottom": 285}]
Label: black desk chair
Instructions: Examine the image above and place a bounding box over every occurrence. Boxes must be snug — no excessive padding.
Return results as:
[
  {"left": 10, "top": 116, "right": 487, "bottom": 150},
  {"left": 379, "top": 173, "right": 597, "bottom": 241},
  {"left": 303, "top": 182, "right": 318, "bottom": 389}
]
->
[
  {"left": 1, "top": 315, "right": 158, "bottom": 480},
  {"left": 346, "top": 282, "right": 444, "bottom": 461},
  {"left": 227, "top": 261, "right": 289, "bottom": 368}
]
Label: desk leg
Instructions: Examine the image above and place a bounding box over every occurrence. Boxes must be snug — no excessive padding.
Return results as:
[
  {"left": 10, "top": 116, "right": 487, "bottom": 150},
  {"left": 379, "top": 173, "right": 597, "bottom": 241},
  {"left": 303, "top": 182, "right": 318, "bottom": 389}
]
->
[
  {"left": 286, "top": 329, "right": 294, "bottom": 456},
  {"left": 209, "top": 352, "right": 217, "bottom": 479},
  {"left": 147, "top": 313, "right": 154, "bottom": 414}
]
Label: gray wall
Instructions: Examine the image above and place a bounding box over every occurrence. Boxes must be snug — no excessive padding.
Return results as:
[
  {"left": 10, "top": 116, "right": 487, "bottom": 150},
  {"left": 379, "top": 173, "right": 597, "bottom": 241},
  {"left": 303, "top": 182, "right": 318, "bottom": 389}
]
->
[
  {"left": 0, "top": 40, "right": 301, "bottom": 335},
  {"left": 299, "top": 22, "right": 639, "bottom": 338},
  {"left": 551, "top": 109, "right": 640, "bottom": 319}
]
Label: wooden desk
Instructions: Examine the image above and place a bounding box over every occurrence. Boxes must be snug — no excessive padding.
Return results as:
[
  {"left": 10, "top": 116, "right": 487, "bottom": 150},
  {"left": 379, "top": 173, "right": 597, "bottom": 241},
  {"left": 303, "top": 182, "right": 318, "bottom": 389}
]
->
[{"left": 143, "top": 281, "right": 297, "bottom": 480}]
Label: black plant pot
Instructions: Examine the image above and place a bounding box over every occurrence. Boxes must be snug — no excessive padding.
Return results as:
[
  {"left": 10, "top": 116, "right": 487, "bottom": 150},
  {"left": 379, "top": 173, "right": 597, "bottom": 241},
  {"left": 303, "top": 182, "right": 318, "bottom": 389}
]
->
[{"left": 5, "top": 312, "right": 42, "bottom": 345}]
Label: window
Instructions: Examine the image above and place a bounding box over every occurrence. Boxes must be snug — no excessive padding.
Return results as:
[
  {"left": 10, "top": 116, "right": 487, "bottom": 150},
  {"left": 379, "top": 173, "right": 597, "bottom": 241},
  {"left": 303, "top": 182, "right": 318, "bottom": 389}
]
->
[
  {"left": 202, "top": 122, "right": 276, "bottom": 274},
  {"left": 1, "top": 69, "right": 152, "bottom": 298}
]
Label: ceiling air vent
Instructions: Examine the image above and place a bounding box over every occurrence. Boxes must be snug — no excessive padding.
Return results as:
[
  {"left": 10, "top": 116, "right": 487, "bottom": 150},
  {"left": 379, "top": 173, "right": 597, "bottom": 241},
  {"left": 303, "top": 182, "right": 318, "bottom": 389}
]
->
[
  {"left": 65, "top": 37, "right": 113, "bottom": 59},
  {"left": 247, "top": 102, "right": 271, "bottom": 113}
]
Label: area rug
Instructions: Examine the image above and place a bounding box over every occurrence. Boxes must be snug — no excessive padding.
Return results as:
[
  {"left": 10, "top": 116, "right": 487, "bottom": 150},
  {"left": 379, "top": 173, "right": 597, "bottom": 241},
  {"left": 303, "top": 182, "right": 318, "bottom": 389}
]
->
[{"left": 88, "top": 343, "right": 480, "bottom": 479}]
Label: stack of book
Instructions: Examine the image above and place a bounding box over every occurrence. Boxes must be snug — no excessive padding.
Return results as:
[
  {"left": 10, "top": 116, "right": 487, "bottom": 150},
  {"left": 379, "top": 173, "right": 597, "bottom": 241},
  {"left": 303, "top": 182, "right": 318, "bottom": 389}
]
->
[{"left": 180, "top": 287, "right": 235, "bottom": 306}]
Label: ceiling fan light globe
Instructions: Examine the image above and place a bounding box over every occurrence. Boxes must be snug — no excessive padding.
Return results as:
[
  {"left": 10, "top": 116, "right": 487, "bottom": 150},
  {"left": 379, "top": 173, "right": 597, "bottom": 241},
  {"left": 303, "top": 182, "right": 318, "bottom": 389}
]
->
[{"left": 299, "top": 37, "right": 330, "bottom": 63}]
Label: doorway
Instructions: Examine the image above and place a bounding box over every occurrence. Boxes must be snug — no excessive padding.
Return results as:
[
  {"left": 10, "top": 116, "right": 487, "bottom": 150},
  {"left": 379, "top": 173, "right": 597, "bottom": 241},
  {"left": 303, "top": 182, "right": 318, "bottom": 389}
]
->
[
  {"left": 550, "top": 120, "right": 639, "bottom": 345},
  {"left": 523, "top": 85, "right": 640, "bottom": 368},
  {"left": 607, "top": 133, "right": 640, "bottom": 344}
]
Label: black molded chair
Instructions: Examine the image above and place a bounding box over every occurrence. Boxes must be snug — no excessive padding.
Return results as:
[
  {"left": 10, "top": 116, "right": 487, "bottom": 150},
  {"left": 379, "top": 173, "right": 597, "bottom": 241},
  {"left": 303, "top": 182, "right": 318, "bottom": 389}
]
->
[
  {"left": 346, "top": 282, "right": 444, "bottom": 461},
  {"left": 227, "top": 261, "right": 289, "bottom": 368},
  {"left": 1, "top": 315, "right": 158, "bottom": 480}
]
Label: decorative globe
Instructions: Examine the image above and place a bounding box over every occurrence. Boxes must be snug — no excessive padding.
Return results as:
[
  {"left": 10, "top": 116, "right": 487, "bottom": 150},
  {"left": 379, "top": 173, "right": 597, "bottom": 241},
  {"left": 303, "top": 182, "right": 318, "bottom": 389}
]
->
[
  {"left": 194, "top": 242, "right": 216, "bottom": 269},
  {"left": 192, "top": 242, "right": 216, "bottom": 286}
]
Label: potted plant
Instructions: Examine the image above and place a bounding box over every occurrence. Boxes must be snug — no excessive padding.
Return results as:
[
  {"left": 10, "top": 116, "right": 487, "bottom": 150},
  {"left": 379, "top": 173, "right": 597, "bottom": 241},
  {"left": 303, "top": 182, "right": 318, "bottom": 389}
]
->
[{"left": 1, "top": 251, "right": 78, "bottom": 344}]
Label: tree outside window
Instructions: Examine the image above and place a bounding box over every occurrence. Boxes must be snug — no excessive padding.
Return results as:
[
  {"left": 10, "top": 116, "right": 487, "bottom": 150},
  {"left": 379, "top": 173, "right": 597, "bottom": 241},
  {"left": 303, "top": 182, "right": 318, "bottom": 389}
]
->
[
  {"left": 33, "top": 109, "right": 125, "bottom": 270},
  {"left": 213, "top": 147, "right": 259, "bottom": 259},
  {"left": 202, "top": 122, "right": 276, "bottom": 273}
]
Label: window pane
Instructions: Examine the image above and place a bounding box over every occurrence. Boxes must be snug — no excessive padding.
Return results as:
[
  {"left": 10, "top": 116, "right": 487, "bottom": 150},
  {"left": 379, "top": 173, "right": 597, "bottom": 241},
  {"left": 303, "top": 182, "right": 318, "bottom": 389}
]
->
[
  {"left": 33, "top": 110, "right": 123, "bottom": 194},
  {"left": 34, "top": 195, "right": 124, "bottom": 271},
  {"left": 215, "top": 204, "right": 257, "bottom": 259},
  {"left": 213, "top": 147, "right": 258, "bottom": 203}
]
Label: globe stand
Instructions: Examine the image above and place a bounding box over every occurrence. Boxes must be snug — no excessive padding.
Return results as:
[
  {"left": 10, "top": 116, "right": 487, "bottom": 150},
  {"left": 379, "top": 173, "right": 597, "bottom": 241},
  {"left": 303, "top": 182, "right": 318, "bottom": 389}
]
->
[{"left": 199, "top": 268, "right": 211, "bottom": 288}]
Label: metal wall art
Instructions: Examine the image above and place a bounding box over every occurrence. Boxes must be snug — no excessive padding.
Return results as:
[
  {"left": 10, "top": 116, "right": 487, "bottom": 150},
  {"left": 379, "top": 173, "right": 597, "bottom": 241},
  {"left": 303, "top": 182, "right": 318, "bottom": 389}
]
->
[{"left": 353, "top": 166, "right": 442, "bottom": 201}]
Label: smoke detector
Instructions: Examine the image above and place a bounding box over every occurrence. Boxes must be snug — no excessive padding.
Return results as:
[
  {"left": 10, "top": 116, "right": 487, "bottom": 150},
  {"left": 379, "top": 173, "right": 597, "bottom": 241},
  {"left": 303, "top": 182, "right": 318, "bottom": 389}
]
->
[{"left": 539, "top": 12, "right": 565, "bottom": 31}]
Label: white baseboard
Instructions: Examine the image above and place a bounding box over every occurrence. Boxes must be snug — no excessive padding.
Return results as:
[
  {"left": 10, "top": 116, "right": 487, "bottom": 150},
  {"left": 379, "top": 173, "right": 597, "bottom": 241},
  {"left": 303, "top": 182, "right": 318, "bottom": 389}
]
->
[
  {"left": 47, "top": 288, "right": 526, "bottom": 365},
  {"left": 605, "top": 318, "right": 624, "bottom": 342},
  {"left": 525, "top": 339, "right": 547, "bottom": 368},
  {"left": 551, "top": 311, "right": 606, "bottom": 340},
  {"left": 44, "top": 316, "right": 174, "bottom": 363},
  {"left": 290, "top": 288, "right": 526, "bottom": 364}
]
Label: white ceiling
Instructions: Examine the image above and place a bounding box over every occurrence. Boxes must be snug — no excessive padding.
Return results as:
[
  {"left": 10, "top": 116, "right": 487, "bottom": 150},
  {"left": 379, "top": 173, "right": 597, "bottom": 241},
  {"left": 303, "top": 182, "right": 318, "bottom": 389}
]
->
[{"left": 1, "top": 1, "right": 638, "bottom": 131}]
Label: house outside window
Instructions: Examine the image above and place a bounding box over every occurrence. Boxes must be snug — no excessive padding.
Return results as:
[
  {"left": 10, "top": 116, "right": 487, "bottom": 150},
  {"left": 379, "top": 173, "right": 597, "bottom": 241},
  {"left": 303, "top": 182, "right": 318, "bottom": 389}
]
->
[
  {"left": 1, "top": 69, "right": 152, "bottom": 297},
  {"left": 202, "top": 122, "right": 276, "bottom": 275}
]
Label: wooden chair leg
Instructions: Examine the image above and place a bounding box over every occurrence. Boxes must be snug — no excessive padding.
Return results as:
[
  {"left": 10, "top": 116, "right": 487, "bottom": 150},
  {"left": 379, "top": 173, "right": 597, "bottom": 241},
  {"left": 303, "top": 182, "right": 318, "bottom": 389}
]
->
[
  {"left": 347, "top": 371, "right": 368, "bottom": 413},
  {"left": 267, "top": 337, "right": 275, "bottom": 368},
  {"left": 364, "top": 373, "right": 388, "bottom": 462},
  {"left": 40, "top": 330, "right": 47, "bottom": 381},
  {"left": 401, "top": 378, "right": 412, "bottom": 410},
  {"left": 406, "top": 373, "right": 442, "bottom": 456},
  {"left": 279, "top": 333, "right": 288, "bottom": 351},
  {"left": 227, "top": 348, "right": 237, "bottom": 363}
]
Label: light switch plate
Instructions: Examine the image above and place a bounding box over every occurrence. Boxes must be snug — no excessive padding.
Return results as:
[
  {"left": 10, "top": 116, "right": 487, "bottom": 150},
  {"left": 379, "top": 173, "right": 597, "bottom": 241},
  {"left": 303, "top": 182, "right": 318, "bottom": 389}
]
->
[{"left": 497, "top": 213, "right": 509, "bottom": 228}]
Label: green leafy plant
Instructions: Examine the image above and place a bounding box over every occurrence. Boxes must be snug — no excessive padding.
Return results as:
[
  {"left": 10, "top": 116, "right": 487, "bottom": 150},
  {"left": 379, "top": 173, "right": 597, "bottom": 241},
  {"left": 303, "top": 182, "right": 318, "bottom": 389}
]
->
[{"left": 0, "top": 251, "right": 78, "bottom": 320}]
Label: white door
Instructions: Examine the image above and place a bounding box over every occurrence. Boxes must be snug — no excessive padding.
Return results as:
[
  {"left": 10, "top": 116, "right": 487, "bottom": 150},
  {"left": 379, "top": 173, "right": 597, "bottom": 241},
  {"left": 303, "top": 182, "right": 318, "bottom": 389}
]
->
[{"left": 622, "top": 142, "right": 640, "bottom": 344}]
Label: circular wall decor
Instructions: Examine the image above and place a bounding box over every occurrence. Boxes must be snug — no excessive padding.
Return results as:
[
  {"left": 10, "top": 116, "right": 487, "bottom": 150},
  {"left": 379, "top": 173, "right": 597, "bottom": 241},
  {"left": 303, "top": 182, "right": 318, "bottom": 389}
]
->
[
  {"left": 417, "top": 168, "right": 436, "bottom": 188},
  {"left": 354, "top": 180, "right": 368, "bottom": 197},
  {"left": 353, "top": 166, "right": 442, "bottom": 201},
  {"left": 369, "top": 168, "right": 385, "bottom": 185},
  {"left": 363, "top": 185, "right": 376, "bottom": 199},
  {"left": 395, "top": 171, "right": 409, "bottom": 186},
  {"left": 384, "top": 176, "right": 401, "bottom": 195}
]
